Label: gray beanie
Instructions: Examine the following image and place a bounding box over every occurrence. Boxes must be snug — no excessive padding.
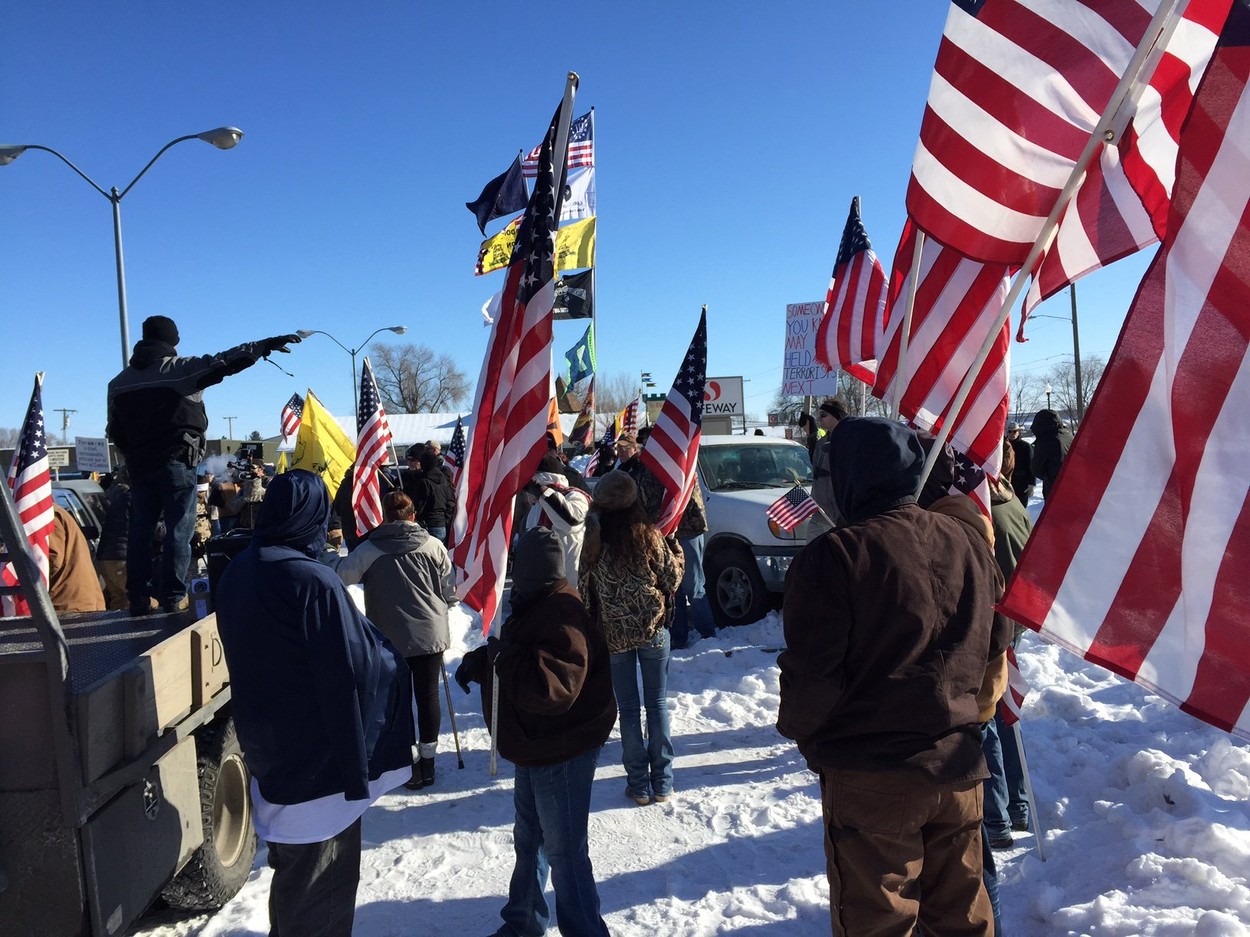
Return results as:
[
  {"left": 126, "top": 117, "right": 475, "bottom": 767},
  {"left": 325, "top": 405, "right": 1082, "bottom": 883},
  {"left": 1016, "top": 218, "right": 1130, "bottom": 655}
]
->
[{"left": 592, "top": 470, "right": 637, "bottom": 512}]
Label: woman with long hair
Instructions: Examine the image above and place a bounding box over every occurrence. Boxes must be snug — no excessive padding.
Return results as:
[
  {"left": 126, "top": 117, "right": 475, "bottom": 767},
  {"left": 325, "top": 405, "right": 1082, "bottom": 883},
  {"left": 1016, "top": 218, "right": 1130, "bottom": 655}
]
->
[{"left": 580, "top": 470, "right": 683, "bottom": 806}]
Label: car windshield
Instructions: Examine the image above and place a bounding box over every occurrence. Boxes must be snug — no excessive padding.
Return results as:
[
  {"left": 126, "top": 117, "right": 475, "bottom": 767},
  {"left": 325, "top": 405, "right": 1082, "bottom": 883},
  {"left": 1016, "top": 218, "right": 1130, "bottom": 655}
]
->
[{"left": 699, "top": 442, "right": 813, "bottom": 491}]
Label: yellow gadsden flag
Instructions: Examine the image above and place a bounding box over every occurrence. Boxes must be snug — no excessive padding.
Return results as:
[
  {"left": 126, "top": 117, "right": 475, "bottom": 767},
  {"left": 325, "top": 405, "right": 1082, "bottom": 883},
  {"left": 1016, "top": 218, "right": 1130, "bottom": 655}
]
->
[
  {"left": 276, "top": 450, "right": 288, "bottom": 474},
  {"left": 476, "top": 216, "right": 597, "bottom": 276},
  {"left": 290, "top": 389, "right": 356, "bottom": 495}
]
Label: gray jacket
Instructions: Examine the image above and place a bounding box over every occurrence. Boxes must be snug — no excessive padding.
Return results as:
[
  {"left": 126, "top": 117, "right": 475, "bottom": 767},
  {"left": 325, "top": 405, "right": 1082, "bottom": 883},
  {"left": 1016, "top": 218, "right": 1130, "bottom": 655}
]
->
[{"left": 335, "top": 520, "right": 456, "bottom": 657}]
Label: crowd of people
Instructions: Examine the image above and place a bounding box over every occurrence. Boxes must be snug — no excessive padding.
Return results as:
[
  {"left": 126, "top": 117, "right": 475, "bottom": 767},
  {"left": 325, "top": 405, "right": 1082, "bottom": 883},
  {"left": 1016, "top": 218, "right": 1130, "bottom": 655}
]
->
[{"left": 15, "top": 316, "right": 1085, "bottom": 935}]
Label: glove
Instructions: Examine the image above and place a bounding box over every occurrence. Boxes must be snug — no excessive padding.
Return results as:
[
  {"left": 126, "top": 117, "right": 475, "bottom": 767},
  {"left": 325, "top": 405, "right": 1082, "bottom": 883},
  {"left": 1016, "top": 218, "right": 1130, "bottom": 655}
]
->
[
  {"left": 263, "top": 334, "right": 302, "bottom": 355},
  {"left": 454, "top": 647, "right": 486, "bottom": 694}
]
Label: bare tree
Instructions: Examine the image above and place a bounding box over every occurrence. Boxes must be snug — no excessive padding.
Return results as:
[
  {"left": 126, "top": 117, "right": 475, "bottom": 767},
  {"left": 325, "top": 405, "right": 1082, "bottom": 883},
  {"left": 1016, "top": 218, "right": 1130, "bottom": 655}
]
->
[
  {"left": 594, "top": 372, "right": 640, "bottom": 414},
  {"left": 1046, "top": 355, "right": 1105, "bottom": 423},
  {"left": 1009, "top": 370, "right": 1048, "bottom": 422},
  {"left": 369, "top": 342, "right": 471, "bottom": 413},
  {"left": 0, "top": 427, "right": 19, "bottom": 448}
]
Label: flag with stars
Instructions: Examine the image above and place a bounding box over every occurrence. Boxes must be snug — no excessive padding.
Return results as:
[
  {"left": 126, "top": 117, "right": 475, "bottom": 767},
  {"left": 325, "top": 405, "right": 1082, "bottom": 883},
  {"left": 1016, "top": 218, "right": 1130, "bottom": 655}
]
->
[
  {"left": 951, "top": 448, "right": 991, "bottom": 518},
  {"left": 640, "top": 308, "right": 708, "bottom": 536},
  {"left": 765, "top": 484, "right": 821, "bottom": 533},
  {"left": 523, "top": 109, "right": 594, "bottom": 177},
  {"left": 351, "top": 358, "right": 393, "bottom": 537},
  {"left": 454, "top": 90, "right": 573, "bottom": 634},
  {"left": 444, "top": 416, "right": 466, "bottom": 484},
  {"left": 2, "top": 373, "right": 55, "bottom": 617},
  {"left": 814, "top": 196, "right": 885, "bottom": 384},
  {"left": 280, "top": 392, "right": 304, "bottom": 441}
]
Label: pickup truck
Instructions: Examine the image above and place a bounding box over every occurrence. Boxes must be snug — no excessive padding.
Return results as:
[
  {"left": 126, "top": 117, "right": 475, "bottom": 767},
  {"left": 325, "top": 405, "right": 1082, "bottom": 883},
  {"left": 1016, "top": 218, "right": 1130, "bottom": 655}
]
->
[
  {"left": 0, "top": 479, "right": 255, "bottom": 936},
  {"left": 576, "top": 435, "right": 816, "bottom": 628},
  {"left": 696, "top": 435, "right": 815, "bottom": 627}
]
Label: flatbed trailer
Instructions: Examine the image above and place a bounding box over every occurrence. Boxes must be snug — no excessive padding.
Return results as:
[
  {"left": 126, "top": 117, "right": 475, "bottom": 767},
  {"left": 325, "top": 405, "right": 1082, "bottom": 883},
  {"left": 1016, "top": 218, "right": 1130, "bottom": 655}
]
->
[{"left": 0, "top": 481, "right": 255, "bottom": 936}]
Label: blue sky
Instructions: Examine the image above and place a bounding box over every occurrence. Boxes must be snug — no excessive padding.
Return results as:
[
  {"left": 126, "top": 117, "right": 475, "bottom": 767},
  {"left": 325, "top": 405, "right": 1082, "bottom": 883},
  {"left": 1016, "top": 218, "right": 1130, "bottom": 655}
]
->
[{"left": 1, "top": 3, "right": 1149, "bottom": 445}]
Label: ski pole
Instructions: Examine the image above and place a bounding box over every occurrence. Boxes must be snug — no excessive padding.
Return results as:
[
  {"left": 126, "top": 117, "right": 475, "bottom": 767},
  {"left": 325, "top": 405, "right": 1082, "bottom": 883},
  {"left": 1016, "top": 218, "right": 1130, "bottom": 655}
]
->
[{"left": 440, "top": 658, "right": 465, "bottom": 769}]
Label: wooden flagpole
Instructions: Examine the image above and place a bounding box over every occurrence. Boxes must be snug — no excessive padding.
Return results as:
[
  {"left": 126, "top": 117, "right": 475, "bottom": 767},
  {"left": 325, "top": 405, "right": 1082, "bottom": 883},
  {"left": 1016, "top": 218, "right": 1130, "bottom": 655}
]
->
[
  {"left": 913, "top": 0, "right": 1188, "bottom": 494},
  {"left": 892, "top": 230, "right": 926, "bottom": 421}
]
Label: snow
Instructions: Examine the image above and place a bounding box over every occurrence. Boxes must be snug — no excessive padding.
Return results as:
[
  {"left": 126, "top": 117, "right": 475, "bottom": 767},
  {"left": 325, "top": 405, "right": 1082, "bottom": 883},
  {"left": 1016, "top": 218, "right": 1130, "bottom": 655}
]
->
[{"left": 136, "top": 522, "right": 1250, "bottom": 936}]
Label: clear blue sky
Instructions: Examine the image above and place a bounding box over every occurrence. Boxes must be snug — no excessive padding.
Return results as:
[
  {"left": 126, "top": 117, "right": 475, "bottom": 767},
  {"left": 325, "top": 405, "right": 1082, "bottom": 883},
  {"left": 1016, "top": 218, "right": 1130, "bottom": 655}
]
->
[{"left": 1, "top": 3, "right": 1149, "bottom": 445}]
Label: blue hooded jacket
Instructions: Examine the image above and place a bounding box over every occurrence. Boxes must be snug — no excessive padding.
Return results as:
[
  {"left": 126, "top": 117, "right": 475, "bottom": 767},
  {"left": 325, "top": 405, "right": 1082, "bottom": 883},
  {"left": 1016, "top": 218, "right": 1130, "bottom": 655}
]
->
[{"left": 215, "top": 469, "right": 415, "bottom": 804}]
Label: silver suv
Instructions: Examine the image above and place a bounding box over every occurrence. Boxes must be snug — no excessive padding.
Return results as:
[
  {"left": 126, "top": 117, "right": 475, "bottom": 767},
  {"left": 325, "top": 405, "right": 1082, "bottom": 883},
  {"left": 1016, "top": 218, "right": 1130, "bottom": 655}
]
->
[{"left": 697, "top": 435, "right": 813, "bottom": 627}]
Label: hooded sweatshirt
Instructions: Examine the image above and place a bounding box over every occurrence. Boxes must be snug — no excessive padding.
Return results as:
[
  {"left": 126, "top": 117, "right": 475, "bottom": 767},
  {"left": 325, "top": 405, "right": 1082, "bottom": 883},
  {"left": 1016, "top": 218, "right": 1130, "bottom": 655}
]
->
[
  {"left": 1029, "top": 409, "right": 1074, "bottom": 498},
  {"left": 334, "top": 519, "right": 456, "bottom": 656},
  {"left": 215, "top": 470, "right": 415, "bottom": 811},
  {"left": 778, "top": 418, "right": 1001, "bottom": 782}
]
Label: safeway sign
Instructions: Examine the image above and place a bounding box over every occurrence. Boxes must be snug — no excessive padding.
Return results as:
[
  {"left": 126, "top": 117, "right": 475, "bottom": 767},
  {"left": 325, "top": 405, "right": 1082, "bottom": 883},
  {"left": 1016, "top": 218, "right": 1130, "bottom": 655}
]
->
[{"left": 703, "top": 377, "right": 744, "bottom": 417}]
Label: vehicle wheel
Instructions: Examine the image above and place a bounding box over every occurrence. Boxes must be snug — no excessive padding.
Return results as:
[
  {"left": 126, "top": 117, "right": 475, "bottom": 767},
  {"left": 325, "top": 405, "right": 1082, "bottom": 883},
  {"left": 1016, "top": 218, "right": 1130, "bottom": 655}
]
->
[
  {"left": 161, "top": 716, "right": 257, "bottom": 910},
  {"left": 707, "top": 549, "right": 771, "bottom": 627}
]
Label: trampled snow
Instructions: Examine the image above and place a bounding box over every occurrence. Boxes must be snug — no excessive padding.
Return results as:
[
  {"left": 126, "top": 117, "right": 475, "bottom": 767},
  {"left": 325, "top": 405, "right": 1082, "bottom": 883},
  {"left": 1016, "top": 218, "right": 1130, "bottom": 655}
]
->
[{"left": 137, "top": 555, "right": 1250, "bottom": 936}]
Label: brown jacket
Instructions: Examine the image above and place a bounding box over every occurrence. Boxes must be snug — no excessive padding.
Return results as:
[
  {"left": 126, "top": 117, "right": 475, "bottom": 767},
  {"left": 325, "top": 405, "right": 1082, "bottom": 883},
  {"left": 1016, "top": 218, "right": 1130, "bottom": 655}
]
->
[
  {"left": 477, "top": 581, "right": 617, "bottom": 767},
  {"left": 49, "top": 505, "right": 106, "bottom": 613},
  {"left": 779, "top": 502, "right": 1002, "bottom": 783}
]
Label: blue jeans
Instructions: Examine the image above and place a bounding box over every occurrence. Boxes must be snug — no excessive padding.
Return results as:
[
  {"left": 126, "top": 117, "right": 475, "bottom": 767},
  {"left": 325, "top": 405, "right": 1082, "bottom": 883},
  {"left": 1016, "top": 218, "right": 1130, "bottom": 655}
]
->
[
  {"left": 497, "top": 747, "right": 609, "bottom": 937},
  {"left": 981, "top": 718, "right": 1011, "bottom": 839},
  {"left": 609, "top": 629, "right": 673, "bottom": 797},
  {"left": 127, "top": 459, "right": 198, "bottom": 605},
  {"left": 671, "top": 534, "right": 714, "bottom": 646},
  {"left": 997, "top": 711, "right": 1030, "bottom": 828},
  {"left": 426, "top": 525, "right": 447, "bottom": 545}
]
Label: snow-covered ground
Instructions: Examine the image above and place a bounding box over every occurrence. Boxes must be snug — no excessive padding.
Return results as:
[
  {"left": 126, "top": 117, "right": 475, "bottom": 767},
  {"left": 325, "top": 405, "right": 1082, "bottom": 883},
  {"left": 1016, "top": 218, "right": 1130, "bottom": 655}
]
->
[{"left": 136, "top": 499, "right": 1250, "bottom": 936}]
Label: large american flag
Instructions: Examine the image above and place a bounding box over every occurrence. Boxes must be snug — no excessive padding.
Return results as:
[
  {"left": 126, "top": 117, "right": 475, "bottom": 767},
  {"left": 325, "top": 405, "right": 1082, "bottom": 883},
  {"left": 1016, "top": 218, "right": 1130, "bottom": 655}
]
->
[
  {"left": 814, "top": 196, "right": 885, "bottom": 384},
  {"left": 765, "top": 485, "right": 821, "bottom": 533},
  {"left": 1021, "top": 0, "right": 1231, "bottom": 327},
  {"left": 280, "top": 392, "right": 304, "bottom": 441},
  {"left": 453, "top": 93, "right": 572, "bottom": 633},
  {"left": 871, "top": 221, "right": 1012, "bottom": 476},
  {"left": 523, "top": 109, "right": 593, "bottom": 178},
  {"left": 908, "top": 0, "right": 1176, "bottom": 266},
  {"left": 1001, "top": 5, "right": 1250, "bottom": 741},
  {"left": 640, "top": 309, "right": 708, "bottom": 536},
  {"left": 444, "top": 416, "right": 466, "bottom": 484},
  {"left": 1, "top": 374, "right": 55, "bottom": 618},
  {"left": 351, "top": 358, "right": 393, "bottom": 537}
]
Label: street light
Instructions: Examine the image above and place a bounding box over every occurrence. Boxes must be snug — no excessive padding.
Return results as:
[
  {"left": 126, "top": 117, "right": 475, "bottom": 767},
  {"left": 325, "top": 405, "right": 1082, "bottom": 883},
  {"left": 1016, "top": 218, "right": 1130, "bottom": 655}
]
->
[
  {"left": 1045, "top": 382, "right": 1053, "bottom": 411},
  {"left": 0, "top": 127, "right": 245, "bottom": 368},
  {"left": 297, "top": 326, "right": 408, "bottom": 415}
]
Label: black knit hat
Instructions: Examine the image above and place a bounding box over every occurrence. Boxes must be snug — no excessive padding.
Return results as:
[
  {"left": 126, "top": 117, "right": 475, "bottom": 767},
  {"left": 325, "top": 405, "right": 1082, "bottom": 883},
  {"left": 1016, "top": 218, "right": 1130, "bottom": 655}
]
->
[
  {"left": 142, "top": 315, "right": 180, "bottom": 346},
  {"left": 592, "top": 470, "right": 637, "bottom": 512}
]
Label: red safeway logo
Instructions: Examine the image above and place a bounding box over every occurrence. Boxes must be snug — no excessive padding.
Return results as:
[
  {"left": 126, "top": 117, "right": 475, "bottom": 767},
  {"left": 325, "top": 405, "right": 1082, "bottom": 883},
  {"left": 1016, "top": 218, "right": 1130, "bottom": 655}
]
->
[{"left": 704, "top": 381, "right": 722, "bottom": 402}]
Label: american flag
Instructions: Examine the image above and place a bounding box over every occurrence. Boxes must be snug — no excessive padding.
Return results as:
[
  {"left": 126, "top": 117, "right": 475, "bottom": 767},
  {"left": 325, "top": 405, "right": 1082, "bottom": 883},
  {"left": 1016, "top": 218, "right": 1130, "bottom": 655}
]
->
[
  {"left": 639, "top": 309, "right": 707, "bottom": 536},
  {"left": 814, "top": 196, "right": 885, "bottom": 384},
  {"left": 1021, "top": 0, "right": 1230, "bottom": 328},
  {"left": 998, "top": 646, "right": 1032, "bottom": 727},
  {"left": 908, "top": 0, "right": 1182, "bottom": 266},
  {"left": 280, "top": 392, "right": 304, "bottom": 440},
  {"left": 453, "top": 91, "right": 572, "bottom": 633},
  {"left": 351, "top": 358, "right": 393, "bottom": 537},
  {"left": 444, "top": 416, "right": 466, "bottom": 484},
  {"left": 1001, "top": 6, "right": 1250, "bottom": 741},
  {"left": 618, "top": 396, "right": 645, "bottom": 438},
  {"left": 1, "top": 374, "right": 55, "bottom": 617},
  {"left": 952, "top": 448, "right": 991, "bottom": 518},
  {"left": 871, "top": 221, "right": 1011, "bottom": 476},
  {"left": 765, "top": 485, "right": 821, "bottom": 533},
  {"left": 523, "top": 109, "right": 593, "bottom": 178}
]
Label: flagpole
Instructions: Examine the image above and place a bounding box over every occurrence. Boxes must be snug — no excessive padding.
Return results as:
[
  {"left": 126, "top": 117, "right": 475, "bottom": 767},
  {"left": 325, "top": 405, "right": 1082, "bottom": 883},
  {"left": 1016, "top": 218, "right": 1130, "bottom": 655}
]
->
[
  {"left": 913, "top": 0, "right": 1187, "bottom": 493},
  {"left": 1012, "top": 724, "right": 1046, "bottom": 861},
  {"left": 893, "top": 230, "right": 926, "bottom": 421}
]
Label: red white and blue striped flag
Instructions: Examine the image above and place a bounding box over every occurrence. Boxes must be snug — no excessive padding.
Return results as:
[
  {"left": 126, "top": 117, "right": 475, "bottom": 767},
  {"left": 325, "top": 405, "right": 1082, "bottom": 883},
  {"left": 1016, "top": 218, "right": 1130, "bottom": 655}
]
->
[
  {"left": 1, "top": 374, "right": 55, "bottom": 617},
  {"left": 765, "top": 485, "right": 820, "bottom": 533},
  {"left": 454, "top": 92, "right": 573, "bottom": 633},
  {"left": 640, "top": 309, "right": 707, "bottom": 536},
  {"left": 814, "top": 196, "right": 886, "bottom": 384},
  {"left": 444, "top": 416, "right": 466, "bottom": 484},
  {"left": 280, "top": 393, "right": 304, "bottom": 441},
  {"left": 523, "top": 110, "right": 593, "bottom": 178},
  {"left": 1001, "top": 5, "right": 1250, "bottom": 741},
  {"left": 998, "top": 646, "right": 1031, "bottom": 727},
  {"left": 351, "top": 358, "right": 393, "bottom": 537}
]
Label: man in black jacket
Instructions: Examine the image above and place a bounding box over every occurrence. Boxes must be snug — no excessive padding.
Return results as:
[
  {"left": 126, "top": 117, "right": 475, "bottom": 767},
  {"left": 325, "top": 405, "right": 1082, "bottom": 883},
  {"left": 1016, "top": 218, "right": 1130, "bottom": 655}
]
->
[
  {"left": 106, "top": 315, "right": 299, "bottom": 615},
  {"left": 778, "top": 417, "right": 1003, "bottom": 937}
]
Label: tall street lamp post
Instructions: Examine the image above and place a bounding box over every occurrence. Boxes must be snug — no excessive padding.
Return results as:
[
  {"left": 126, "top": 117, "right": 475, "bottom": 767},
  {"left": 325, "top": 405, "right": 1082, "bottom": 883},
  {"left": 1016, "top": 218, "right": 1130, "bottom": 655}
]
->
[
  {"left": 1045, "top": 382, "right": 1053, "bottom": 411},
  {"left": 0, "top": 127, "right": 245, "bottom": 369},
  {"left": 297, "top": 326, "right": 408, "bottom": 415}
]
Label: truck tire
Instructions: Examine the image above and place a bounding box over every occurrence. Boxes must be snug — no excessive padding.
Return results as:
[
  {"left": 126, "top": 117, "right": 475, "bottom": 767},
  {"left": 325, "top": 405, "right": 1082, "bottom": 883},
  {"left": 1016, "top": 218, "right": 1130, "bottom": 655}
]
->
[
  {"left": 707, "top": 548, "right": 771, "bottom": 627},
  {"left": 161, "top": 716, "right": 257, "bottom": 910}
]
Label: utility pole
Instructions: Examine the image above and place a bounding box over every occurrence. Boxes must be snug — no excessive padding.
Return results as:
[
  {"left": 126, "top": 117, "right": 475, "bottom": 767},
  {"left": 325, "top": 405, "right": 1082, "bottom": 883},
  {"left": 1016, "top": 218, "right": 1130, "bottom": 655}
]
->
[
  {"left": 223, "top": 416, "right": 238, "bottom": 440},
  {"left": 53, "top": 408, "right": 77, "bottom": 445}
]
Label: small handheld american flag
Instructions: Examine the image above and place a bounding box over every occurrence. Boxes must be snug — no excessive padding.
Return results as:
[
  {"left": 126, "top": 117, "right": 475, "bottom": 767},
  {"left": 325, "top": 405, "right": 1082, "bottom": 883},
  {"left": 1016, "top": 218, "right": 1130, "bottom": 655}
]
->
[
  {"left": 765, "top": 484, "right": 820, "bottom": 533},
  {"left": 280, "top": 393, "right": 304, "bottom": 441}
]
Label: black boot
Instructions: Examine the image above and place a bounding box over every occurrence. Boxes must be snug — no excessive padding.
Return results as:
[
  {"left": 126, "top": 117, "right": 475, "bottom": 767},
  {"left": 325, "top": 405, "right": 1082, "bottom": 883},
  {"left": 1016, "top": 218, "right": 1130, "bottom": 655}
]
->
[
  {"left": 418, "top": 757, "right": 435, "bottom": 788},
  {"left": 403, "top": 764, "right": 425, "bottom": 791}
]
